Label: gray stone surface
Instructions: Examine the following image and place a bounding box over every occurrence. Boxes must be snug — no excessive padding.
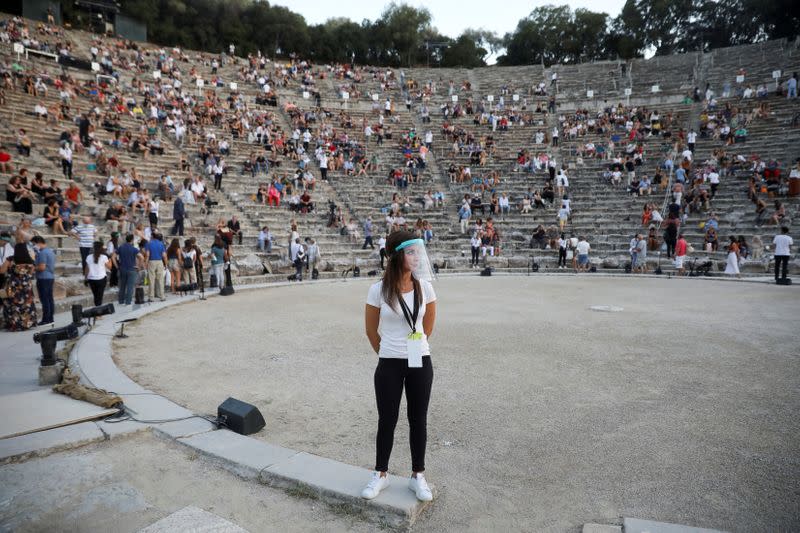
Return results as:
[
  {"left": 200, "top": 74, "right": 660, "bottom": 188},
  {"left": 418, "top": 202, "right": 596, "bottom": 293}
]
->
[
  {"left": 262, "top": 451, "right": 430, "bottom": 527},
  {"left": 0, "top": 421, "right": 105, "bottom": 464},
  {"left": 138, "top": 506, "right": 249, "bottom": 533},
  {"left": 37, "top": 360, "right": 65, "bottom": 385},
  {"left": 177, "top": 429, "right": 297, "bottom": 480},
  {"left": 623, "top": 517, "right": 729, "bottom": 533},
  {"left": 153, "top": 417, "right": 217, "bottom": 439},
  {"left": 583, "top": 524, "right": 622, "bottom": 533}
]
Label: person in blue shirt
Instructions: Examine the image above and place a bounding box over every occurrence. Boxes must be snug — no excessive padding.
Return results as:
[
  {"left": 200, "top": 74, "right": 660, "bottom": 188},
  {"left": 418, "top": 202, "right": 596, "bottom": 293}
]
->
[
  {"left": 116, "top": 234, "right": 142, "bottom": 305},
  {"left": 145, "top": 233, "right": 167, "bottom": 301},
  {"left": 31, "top": 236, "right": 56, "bottom": 325}
]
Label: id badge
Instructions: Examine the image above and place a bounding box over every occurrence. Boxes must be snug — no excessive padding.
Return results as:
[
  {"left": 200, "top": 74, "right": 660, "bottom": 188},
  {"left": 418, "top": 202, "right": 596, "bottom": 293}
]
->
[{"left": 407, "top": 332, "right": 423, "bottom": 368}]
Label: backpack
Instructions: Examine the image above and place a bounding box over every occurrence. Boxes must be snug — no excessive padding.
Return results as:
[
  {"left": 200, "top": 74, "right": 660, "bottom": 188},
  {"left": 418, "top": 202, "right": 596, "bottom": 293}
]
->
[{"left": 183, "top": 255, "right": 194, "bottom": 269}]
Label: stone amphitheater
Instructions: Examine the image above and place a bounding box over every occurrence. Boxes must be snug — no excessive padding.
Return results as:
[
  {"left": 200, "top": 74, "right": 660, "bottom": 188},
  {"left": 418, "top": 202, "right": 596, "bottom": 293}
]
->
[
  {"left": 0, "top": 15, "right": 799, "bottom": 312},
  {"left": 1, "top": 12, "right": 799, "bottom": 533}
]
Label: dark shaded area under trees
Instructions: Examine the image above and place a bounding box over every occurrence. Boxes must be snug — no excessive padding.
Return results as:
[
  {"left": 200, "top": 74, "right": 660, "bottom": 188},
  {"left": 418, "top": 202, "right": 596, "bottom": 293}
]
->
[{"left": 57, "top": 0, "right": 799, "bottom": 67}]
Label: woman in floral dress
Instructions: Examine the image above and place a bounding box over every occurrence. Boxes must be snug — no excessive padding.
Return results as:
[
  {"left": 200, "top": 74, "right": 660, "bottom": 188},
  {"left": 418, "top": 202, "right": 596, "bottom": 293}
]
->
[{"left": 1, "top": 243, "right": 38, "bottom": 331}]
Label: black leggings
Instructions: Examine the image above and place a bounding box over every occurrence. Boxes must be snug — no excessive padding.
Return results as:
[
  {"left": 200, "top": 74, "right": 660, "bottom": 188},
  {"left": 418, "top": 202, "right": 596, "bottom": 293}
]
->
[
  {"left": 775, "top": 255, "right": 789, "bottom": 281},
  {"left": 374, "top": 356, "right": 433, "bottom": 473},
  {"left": 664, "top": 237, "right": 676, "bottom": 258},
  {"left": 558, "top": 247, "right": 567, "bottom": 267},
  {"left": 471, "top": 246, "right": 480, "bottom": 265},
  {"left": 88, "top": 277, "right": 107, "bottom": 306}
]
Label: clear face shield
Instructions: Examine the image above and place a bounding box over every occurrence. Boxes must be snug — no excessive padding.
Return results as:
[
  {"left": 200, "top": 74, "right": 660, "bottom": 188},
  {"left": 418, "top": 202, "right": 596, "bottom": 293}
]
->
[{"left": 395, "top": 238, "right": 435, "bottom": 283}]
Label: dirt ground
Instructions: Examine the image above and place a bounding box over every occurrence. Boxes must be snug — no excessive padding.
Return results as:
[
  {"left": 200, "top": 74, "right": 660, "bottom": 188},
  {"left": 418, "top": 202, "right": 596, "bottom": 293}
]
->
[{"left": 114, "top": 276, "right": 800, "bottom": 532}]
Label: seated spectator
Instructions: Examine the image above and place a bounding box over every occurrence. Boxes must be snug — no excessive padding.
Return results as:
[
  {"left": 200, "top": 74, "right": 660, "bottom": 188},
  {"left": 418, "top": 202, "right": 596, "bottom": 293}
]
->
[
  {"left": 6, "top": 175, "right": 34, "bottom": 214},
  {"left": 258, "top": 226, "right": 272, "bottom": 252},
  {"left": 768, "top": 200, "right": 785, "bottom": 225},
  {"left": 16, "top": 129, "right": 31, "bottom": 157},
  {"left": 0, "top": 145, "right": 12, "bottom": 174},
  {"left": 227, "top": 215, "right": 243, "bottom": 245},
  {"left": 704, "top": 227, "right": 718, "bottom": 252}
]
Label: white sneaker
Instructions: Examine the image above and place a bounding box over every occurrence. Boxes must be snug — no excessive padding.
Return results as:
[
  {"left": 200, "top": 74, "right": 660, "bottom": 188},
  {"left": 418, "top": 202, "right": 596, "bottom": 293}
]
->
[
  {"left": 408, "top": 474, "right": 433, "bottom": 501},
  {"left": 361, "top": 471, "right": 389, "bottom": 499}
]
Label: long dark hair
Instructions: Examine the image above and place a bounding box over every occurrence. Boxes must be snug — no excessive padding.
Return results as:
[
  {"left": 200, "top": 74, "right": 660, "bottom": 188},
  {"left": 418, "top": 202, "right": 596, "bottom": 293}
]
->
[
  {"left": 92, "top": 240, "right": 103, "bottom": 264},
  {"left": 382, "top": 230, "right": 421, "bottom": 311}
]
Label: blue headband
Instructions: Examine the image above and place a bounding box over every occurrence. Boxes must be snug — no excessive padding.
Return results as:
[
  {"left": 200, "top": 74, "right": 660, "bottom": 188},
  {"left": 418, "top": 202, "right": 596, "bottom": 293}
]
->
[{"left": 394, "top": 238, "right": 424, "bottom": 252}]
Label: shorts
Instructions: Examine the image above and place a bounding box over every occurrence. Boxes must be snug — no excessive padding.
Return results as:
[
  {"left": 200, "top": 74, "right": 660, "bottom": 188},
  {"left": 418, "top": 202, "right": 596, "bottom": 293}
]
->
[
  {"left": 577, "top": 254, "right": 589, "bottom": 265},
  {"left": 674, "top": 256, "right": 685, "bottom": 269},
  {"left": 168, "top": 258, "right": 180, "bottom": 271}
]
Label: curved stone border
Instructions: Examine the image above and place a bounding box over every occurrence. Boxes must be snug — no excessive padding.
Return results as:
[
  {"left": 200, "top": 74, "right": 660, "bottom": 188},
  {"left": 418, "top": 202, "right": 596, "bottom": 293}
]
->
[{"left": 69, "top": 278, "right": 431, "bottom": 529}]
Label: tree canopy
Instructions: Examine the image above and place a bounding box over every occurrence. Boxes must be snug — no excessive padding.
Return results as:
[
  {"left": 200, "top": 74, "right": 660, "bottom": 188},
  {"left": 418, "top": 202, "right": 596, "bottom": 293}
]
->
[{"left": 58, "top": 0, "right": 799, "bottom": 67}]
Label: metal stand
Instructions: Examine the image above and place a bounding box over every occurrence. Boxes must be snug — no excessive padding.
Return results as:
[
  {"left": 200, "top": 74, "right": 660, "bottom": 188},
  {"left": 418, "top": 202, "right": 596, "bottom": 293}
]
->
[
  {"left": 116, "top": 318, "right": 138, "bottom": 339},
  {"left": 219, "top": 263, "right": 235, "bottom": 296}
]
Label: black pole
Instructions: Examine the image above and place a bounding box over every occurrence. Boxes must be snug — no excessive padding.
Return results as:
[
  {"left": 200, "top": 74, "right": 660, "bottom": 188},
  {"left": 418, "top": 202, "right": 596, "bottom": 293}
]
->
[{"left": 40, "top": 334, "right": 58, "bottom": 366}]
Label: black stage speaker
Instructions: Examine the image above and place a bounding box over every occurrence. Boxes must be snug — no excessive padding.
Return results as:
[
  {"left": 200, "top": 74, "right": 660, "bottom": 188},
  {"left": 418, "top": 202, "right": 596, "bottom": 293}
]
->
[
  {"left": 480, "top": 267, "right": 492, "bottom": 276},
  {"left": 776, "top": 278, "right": 792, "bottom": 285},
  {"left": 217, "top": 397, "right": 265, "bottom": 435}
]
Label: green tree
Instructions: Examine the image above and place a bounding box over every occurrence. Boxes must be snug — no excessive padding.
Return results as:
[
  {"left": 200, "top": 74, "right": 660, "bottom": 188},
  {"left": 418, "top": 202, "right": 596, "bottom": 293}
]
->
[
  {"left": 440, "top": 33, "right": 487, "bottom": 68},
  {"left": 379, "top": 3, "right": 433, "bottom": 66}
]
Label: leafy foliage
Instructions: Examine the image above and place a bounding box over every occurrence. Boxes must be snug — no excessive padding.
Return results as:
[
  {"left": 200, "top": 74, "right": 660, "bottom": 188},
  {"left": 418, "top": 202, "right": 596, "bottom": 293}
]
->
[{"left": 58, "top": 0, "right": 798, "bottom": 67}]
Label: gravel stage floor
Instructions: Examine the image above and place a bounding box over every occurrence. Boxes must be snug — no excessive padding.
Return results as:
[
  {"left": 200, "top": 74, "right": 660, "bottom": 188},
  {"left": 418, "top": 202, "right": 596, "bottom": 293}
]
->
[{"left": 114, "top": 276, "right": 800, "bottom": 532}]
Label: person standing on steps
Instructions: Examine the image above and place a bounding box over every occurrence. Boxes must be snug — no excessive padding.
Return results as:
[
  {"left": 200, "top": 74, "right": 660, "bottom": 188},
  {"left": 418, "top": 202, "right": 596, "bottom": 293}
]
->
[
  {"left": 363, "top": 216, "right": 375, "bottom": 249},
  {"left": 362, "top": 231, "right": 437, "bottom": 503},
  {"left": 772, "top": 226, "right": 793, "bottom": 283},
  {"left": 378, "top": 234, "right": 387, "bottom": 270}
]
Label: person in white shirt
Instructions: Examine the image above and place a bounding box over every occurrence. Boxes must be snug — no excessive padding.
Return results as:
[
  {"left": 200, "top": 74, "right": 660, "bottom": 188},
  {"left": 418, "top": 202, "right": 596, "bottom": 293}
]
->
[
  {"left": 363, "top": 231, "right": 436, "bottom": 503},
  {"left": 289, "top": 237, "right": 305, "bottom": 281},
  {"left": 773, "top": 226, "right": 793, "bottom": 283},
  {"left": 86, "top": 241, "right": 112, "bottom": 306},
  {"left": 469, "top": 233, "right": 481, "bottom": 267},
  {"left": 576, "top": 237, "right": 591, "bottom": 271},
  {"left": 708, "top": 170, "right": 720, "bottom": 198},
  {"left": 59, "top": 142, "right": 73, "bottom": 179},
  {"left": 34, "top": 102, "right": 47, "bottom": 120},
  {"left": 687, "top": 129, "right": 697, "bottom": 151}
]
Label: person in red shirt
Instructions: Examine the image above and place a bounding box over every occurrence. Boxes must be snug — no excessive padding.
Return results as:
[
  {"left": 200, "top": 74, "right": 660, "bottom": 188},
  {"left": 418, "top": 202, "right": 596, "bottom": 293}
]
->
[
  {"left": 65, "top": 181, "right": 83, "bottom": 210},
  {"left": 0, "top": 146, "right": 12, "bottom": 174},
  {"left": 674, "top": 233, "right": 688, "bottom": 275}
]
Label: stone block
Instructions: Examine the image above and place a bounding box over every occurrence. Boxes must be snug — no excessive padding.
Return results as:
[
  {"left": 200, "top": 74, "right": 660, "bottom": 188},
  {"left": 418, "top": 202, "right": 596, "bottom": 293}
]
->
[
  {"left": 0, "top": 421, "right": 105, "bottom": 464},
  {"left": 623, "top": 517, "right": 729, "bottom": 533},
  {"left": 261, "top": 451, "right": 431, "bottom": 527},
  {"left": 582, "top": 524, "right": 622, "bottom": 533},
  {"left": 138, "top": 506, "right": 248, "bottom": 533},
  {"left": 177, "top": 429, "right": 298, "bottom": 480},
  {"left": 38, "top": 360, "right": 65, "bottom": 385}
]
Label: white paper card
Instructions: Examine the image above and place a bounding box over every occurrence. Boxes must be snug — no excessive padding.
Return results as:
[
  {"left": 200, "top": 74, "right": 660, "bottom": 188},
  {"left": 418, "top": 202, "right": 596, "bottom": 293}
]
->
[{"left": 407, "top": 336, "right": 423, "bottom": 368}]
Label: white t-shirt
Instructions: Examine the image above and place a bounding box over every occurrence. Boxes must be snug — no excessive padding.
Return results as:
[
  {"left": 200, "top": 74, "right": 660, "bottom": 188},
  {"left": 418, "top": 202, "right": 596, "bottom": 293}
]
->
[
  {"left": 86, "top": 254, "right": 109, "bottom": 280},
  {"left": 366, "top": 280, "right": 437, "bottom": 358},
  {"left": 773, "top": 235, "right": 793, "bottom": 256},
  {"left": 576, "top": 241, "right": 590, "bottom": 255}
]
